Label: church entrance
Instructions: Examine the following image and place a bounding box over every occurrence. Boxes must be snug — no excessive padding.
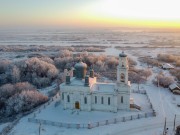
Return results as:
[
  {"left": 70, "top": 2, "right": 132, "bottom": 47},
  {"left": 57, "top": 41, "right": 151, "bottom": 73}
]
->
[{"left": 75, "top": 101, "right": 80, "bottom": 109}]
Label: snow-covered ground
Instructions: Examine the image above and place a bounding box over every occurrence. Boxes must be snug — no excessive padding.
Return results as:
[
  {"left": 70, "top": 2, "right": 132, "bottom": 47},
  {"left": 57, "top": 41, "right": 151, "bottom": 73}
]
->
[
  {"left": 8, "top": 79, "right": 180, "bottom": 135},
  {"left": 2, "top": 47, "right": 180, "bottom": 135},
  {"left": 0, "top": 123, "right": 9, "bottom": 132}
]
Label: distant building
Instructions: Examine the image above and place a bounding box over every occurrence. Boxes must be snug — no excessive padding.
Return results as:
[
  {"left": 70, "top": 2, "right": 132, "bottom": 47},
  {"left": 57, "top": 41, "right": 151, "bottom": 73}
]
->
[
  {"left": 60, "top": 52, "right": 131, "bottom": 112},
  {"left": 162, "top": 63, "right": 174, "bottom": 70},
  {"left": 169, "top": 83, "right": 180, "bottom": 94}
]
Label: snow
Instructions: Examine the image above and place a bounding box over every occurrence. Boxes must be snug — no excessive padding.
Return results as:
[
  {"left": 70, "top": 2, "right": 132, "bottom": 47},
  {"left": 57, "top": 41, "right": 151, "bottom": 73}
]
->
[
  {"left": 162, "top": 63, "right": 174, "bottom": 69},
  {"left": 5, "top": 47, "right": 180, "bottom": 135},
  {"left": 169, "top": 83, "right": 180, "bottom": 90},
  {"left": 92, "top": 83, "right": 115, "bottom": 93},
  {"left": 0, "top": 32, "right": 180, "bottom": 135},
  {"left": 38, "top": 83, "right": 57, "bottom": 96},
  {"left": 8, "top": 83, "right": 155, "bottom": 135},
  {"left": 0, "top": 123, "right": 9, "bottom": 132}
]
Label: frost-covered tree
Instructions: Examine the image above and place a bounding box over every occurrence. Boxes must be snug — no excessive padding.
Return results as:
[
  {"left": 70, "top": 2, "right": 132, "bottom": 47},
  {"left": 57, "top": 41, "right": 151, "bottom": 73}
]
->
[
  {"left": 153, "top": 73, "right": 174, "bottom": 88},
  {"left": 11, "top": 65, "right": 20, "bottom": 84},
  {"left": 5, "top": 90, "right": 48, "bottom": 116},
  {"left": 0, "top": 60, "right": 11, "bottom": 74},
  {"left": 58, "top": 50, "right": 72, "bottom": 58},
  {"left": 18, "top": 57, "right": 58, "bottom": 88},
  {"left": 39, "top": 57, "right": 54, "bottom": 64},
  {"left": 0, "top": 83, "right": 15, "bottom": 100}
]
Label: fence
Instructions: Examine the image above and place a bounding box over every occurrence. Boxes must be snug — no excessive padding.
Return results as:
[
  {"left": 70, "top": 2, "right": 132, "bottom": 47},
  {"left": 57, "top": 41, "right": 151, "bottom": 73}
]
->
[
  {"left": 0, "top": 119, "right": 20, "bottom": 135},
  {"left": 131, "top": 89, "right": 156, "bottom": 117},
  {"left": 31, "top": 93, "right": 60, "bottom": 118},
  {"left": 131, "top": 89, "right": 146, "bottom": 94},
  {"left": 0, "top": 92, "right": 60, "bottom": 135},
  {"left": 28, "top": 111, "right": 155, "bottom": 129},
  {"left": 27, "top": 89, "right": 156, "bottom": 129}
]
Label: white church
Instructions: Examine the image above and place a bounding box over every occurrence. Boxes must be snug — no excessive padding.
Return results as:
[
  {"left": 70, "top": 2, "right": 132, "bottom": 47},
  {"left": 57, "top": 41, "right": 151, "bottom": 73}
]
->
[{"left": 60, "top": 52, "right": 131, "bottom": 113}]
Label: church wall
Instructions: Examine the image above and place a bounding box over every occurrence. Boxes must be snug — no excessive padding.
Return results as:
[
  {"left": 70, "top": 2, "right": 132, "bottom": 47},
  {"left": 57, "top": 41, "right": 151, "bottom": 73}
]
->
[
  {"left": 61, "top": 85, "right": 92, "bottom": 111},
  {"left": 91, "top": 93, "right": 117, "bottom": 112},
  {"left": 117, "top": 92, "right": 130, "bottom": 110}
]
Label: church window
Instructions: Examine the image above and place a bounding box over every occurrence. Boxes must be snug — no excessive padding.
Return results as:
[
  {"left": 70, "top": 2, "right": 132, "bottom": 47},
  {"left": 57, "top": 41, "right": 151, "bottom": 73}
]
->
[
  {"left": 84, "top": 97, "right": 87, "bottom": 104},
  {"left": 122, "top": 62, "right": 124, "bottom": 67},
  {"left": 121, "top": 96, "right": 123, "bottom": 103},
  {"left": 108, "top": 97, "right": 110, "bottom": 105},
  {"left": 67, "top": 95, "right": 70, "bottom": 102},
  {"left": 95, "top": 96, "right": 97, "bottom": 104},
  {"left": 120, "top": 73, "right": 125, "bottom": 82},
  {"left": 101, "top": 97, "right": 104, "bottom": 104}
]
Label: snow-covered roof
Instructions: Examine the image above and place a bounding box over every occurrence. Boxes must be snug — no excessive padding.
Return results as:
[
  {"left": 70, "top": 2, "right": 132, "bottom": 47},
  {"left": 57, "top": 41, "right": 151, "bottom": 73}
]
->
[
  {"left": 60, "top": 77, "right": 96, "bottom": 87},
  {"left": 169, "top": 83, "right": 180, "bottom": 90},
  {"left": 91, "top": 83, "right": 116, "bottom": 93},
  {"left": 162, "top": 63, "right": 174, "bottom": 69}
]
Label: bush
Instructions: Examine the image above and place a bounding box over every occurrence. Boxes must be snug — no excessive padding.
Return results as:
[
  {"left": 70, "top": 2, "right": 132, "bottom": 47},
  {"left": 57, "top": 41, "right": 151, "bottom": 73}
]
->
[
  {"left": 18, "top": 57, "right": 58, "bottom": 88},
  {"left": 0, "top": 82, "right": 48, "bottom": 117},
  {"left": 153, "top": 73, "right": 174, "bottom": 88},
  {"left": 139, "top": 57, "right": 159, "bottom": 67},
  {"left": 157, "top": 54, "right": 180, "bottom": 67},
  {"left": 5, "top": 91, "right": 48, "bottom": 116},
  {"left": 170, "top": 69, "right": 180, "bottom": 81}
]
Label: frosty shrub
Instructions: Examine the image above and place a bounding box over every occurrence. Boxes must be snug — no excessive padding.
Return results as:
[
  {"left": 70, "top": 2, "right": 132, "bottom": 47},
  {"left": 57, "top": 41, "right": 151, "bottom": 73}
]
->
[
  {"left": 0, "top": 82, "right": 48, "bottom": 117},
  {"left": 5, "top": 90, "right": 48, "bottom": 116},
  {"left": 19, "top": 57, "right": 58, "bottom": 88},
  {"left": 0, "top": 82, "right": 35, "bottom": 103},
  {"left": 11, "top": 65, "right": 20, "bottom": 84},
  {"left": 0, "top": 60, "right": 11, "bottom": 74},
  {"left": 153, "top": 73, "right": 175, "bottom": 88},
  {"left": 54, "top": 57, "right": 73, "bottom": 70},
  {"left": 0, "top": 84, "right": 15, "bottom": 100},
  {"left": 139, "top": 57, "right": 159, "bottom": 67},
  {"left": 58, "top": 49, "right": 72, "bottom": 58},
  {"left": 14, "top": 82, "right": 35, "bottom": 93},
  {"left": 170, "top": 68, "right": 180, "bottom": 81},
  {"left": 128, "top": 68, "right": 147, "bottom": 83},
  {"left": 176, "top": 60, "right": 180, "bottom": 67},
  {"left": 157, "top": 54, "right": 176, "bottom": 63},
  {"left": 39, "top": 57, "right": 54, "bottom": 64},
  {"left": 128, "top": 58, "right": 137, "bottom": 67},
  {"left": 157, "top": 54, "right": 180, "bottom": 67}
]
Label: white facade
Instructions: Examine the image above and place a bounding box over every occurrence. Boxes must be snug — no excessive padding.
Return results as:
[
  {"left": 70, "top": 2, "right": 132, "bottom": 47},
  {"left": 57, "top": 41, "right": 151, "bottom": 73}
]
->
[{"left": 60, "top": 52, "right": 130, "bottom": 113}]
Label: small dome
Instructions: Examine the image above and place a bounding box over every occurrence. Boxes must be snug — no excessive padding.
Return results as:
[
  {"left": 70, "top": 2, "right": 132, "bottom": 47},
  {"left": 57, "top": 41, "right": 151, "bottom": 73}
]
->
[
  {"left": 119, "top": 51, "right": 127, "bottom": 57},
  {"left": 74, "top": 60, "right": 87, "bottom": 79},
  {"left": 74, "top": 61, "right": 87, "bottom": 69}
]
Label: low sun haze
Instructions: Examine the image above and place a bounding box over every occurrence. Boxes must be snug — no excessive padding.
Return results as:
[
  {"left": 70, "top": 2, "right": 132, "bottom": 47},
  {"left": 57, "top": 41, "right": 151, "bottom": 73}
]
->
[{"left": 0, "top": 0, "right": 180, "bottom": 29}]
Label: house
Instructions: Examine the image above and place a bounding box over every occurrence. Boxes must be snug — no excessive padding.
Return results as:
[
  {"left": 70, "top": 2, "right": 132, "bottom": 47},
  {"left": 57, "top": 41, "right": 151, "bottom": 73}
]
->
[
  {"left": 60, "top": 52, "right": 131, "bottom": 112},
  {"left": 162, "top": 63, "right": 174, "bottom": 70},
  {"left": 169, "top": 83, "right": 180, "bottom": 94}
]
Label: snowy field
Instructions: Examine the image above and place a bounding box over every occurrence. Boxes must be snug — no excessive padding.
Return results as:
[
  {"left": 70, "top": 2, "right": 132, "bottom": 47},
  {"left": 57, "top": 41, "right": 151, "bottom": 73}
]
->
[{"left": 0, "top": 30, "right": 180, "bottom": 135}]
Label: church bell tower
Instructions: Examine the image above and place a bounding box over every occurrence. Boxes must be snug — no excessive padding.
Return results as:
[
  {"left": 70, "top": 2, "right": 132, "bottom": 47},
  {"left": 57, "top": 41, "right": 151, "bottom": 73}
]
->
[{"left": 117, "top": 51, "right": 129, "bottom": 84}]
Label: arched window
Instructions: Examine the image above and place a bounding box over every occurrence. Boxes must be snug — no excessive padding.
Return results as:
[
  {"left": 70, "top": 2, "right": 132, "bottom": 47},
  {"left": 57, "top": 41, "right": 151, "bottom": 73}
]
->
[
  {"left": 120, "top": 73, "right": 125, "bottom": 82},
  {"left": 101, "top": 97, "right": 104, "bottom": 104},
  {"left": 122, "top": 62, "right": 124, "bottom": 67},
  {"left": 121, "top": 96, "right": 123, "bottom": 103},
  {"left": 67, "top": 95, "right": 70, "bottom": 102},
  {"left": 62, "top": 93, "right": 64, "bottom": 100},
  {"left": 108, "top": 97, "right": 110, "bottom": 105},
  {"left": 84, "top": 97, "right": 87, "bottom": 104},
  {"left": 95, "top": 96, "right": 97, "bottom": 104}
]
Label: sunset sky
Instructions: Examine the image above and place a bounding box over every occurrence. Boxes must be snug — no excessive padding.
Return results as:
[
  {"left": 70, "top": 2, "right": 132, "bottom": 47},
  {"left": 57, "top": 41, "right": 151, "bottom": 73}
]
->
[{"left": 0, "top": 0, "right": 180, "bottom": 28}]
